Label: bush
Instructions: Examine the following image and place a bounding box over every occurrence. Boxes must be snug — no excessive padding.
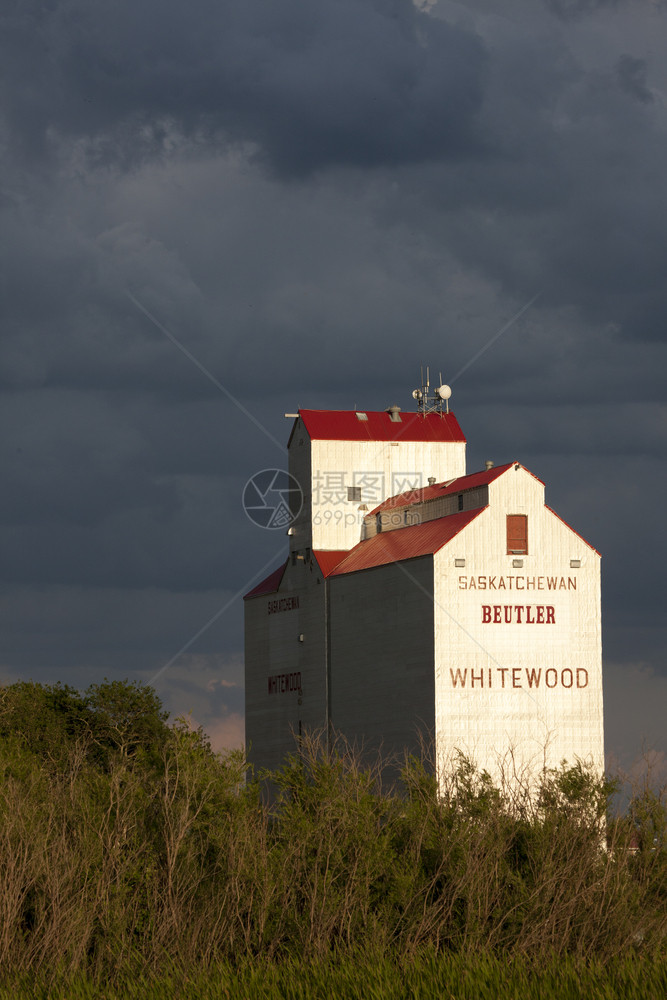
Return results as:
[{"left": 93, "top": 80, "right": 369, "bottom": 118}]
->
[{"left": 0, "top": 681, "right": 664, "bottom": 986}]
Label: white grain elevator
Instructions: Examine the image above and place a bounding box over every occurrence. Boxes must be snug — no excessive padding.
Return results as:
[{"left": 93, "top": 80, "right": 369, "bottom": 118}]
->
[{"left": 244, "top": 382, "right": 604, "bottom": 786}]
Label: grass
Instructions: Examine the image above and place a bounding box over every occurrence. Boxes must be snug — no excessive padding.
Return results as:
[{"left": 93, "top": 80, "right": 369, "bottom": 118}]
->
[{"left": 5, "top": 952, "right": 667, "bottom": 1000}]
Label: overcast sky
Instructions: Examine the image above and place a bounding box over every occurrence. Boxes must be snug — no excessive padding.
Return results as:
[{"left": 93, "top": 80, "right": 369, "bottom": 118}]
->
[{"left": 2, "top": 0, "right": 665, "bottom": 775}]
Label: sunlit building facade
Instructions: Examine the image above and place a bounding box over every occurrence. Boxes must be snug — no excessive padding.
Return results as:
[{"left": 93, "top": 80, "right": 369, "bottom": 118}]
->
[{"left": 244, "top": 399, "right": 603, "bottom": 785}]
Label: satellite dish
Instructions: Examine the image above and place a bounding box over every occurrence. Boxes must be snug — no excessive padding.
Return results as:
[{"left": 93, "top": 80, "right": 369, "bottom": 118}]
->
[
  {"left": 412, "top": 389, "right": 423, "bottom": 400},
  {"left": 436, "top": 385, "right": 452, "bottom": 400}
]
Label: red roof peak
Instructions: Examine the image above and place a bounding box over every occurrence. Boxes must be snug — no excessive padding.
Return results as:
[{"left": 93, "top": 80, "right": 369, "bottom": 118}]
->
[
  {"left": 244, "top": 560, "right": 287, "bottom": 599},
  {"left": 370, "top": 462, "right": 511, "bottom": 513},
  {"left": 371, "top": 461, "right": 544, "bottom": 514},
  {"left": 313, "top": 550, "right": 349, "bottom": 577},
  {"left": 330, "top": 508, "right": 485, "bottom": 576},
  {"left": 293, "top": 409, "right": 466, "bottom": 444}
]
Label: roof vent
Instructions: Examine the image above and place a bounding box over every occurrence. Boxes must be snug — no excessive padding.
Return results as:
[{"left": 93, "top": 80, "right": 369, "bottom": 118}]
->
[
  {"left": 485, "top": 460, "right": 494, "bottom": 471},
  {"left": 427, "top": 477, "right": 436, "bottom": 486},
  {"left": 386, "top": 405, "right": 402, "bottom": 422},
  {"left": 356, "top": 412, "right": 368, "bottom": 421}
]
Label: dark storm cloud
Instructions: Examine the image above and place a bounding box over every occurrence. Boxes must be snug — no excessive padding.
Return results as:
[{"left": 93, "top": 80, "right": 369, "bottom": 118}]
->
[
  {"left": 4, "top": 0, "right": 667, "bottom": 356},
  {"left": 3, "top": 0, "right": 486, "bottom": 175},
  {"left": 616, "top": 54, "right": 653, "bottom": 104},
  {"left": 546, "top": 0, "right": 620, "bottom": 20},
  {"left": 0, "top": 385, "right": 269, "bottom": 589},
  {"left": 384, "top": 38, "right": 667, "bottom": 344}
]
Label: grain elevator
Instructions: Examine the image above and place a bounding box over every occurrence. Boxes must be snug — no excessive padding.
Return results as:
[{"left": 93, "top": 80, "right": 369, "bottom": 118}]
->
[{"left": 244, "top": 382, "right": 603, "bottom": 786}]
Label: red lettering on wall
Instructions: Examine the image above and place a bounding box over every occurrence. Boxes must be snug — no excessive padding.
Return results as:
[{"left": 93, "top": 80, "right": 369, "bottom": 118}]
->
[
  {"left": 446, "top": 664, "right": 593, "bottom": 690},
  {"left": 480, "top": 604, "right": 557, "bottom": 624},
  {"left": 460, "top": 576, "right": 575, "bottom": 590}
]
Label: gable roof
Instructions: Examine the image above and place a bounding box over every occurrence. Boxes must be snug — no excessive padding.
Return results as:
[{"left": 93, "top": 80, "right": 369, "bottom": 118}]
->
[
  {"left": 243, "top": 561, "right": 287, "bottom": 599},
  {"left": 371, "top": 462, "right": 512, "bottom": 513},
  {"left": 371, "top": 461, "right": 545, "bottom": 513},
  {"left": 313, "top": 550, "right": 349, "bottom": 576},
  {"left": 292, "top": 409, "right": 466, "bottom": 444},
  {"left": 329, "top": 508, "right": 485, "bottom": 576}
]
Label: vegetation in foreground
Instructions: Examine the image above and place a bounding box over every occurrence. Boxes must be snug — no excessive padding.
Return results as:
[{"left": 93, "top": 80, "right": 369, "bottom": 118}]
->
[
  {"left": 0, "top": 681, "right": 665, "bottom": 997},
  {"left": 3, "top": 952, "right": 667, "bottom": 1000}
]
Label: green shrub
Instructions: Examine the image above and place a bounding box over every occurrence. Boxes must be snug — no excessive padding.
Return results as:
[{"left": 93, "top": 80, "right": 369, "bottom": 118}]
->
[{"left": 0, "top": 680, "right": 664, "bottom": 987}]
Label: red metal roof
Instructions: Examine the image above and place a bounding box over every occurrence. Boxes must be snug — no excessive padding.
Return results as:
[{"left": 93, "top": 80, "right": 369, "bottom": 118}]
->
[
  {"left": 313, "top": 550, "right": 349, "bottom": 577},
  {"left": 330, "top": 508, "right": 485, "bottom": 576},
  {"left": 371, "top": 462, "right": 544, "bottom": 513},
  {"left": 243, "top": 561, "right": 287, "bottom": 599},
  {"left": 294, "top": 409, "right": 466, "bottom": 443}
]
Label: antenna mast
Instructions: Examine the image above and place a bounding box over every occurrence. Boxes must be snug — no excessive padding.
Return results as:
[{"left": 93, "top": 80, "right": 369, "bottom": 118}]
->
[{"left": 412, "top": 367, "right": 452, "bottom": 416}]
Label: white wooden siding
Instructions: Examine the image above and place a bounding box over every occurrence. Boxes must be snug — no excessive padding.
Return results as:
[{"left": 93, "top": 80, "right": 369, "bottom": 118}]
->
[
  {"left": 433, "top": 467, "right": 603, "bottom": 785},
  {"left": 306, "top": 437, "right": 466, "bottom": 551}
]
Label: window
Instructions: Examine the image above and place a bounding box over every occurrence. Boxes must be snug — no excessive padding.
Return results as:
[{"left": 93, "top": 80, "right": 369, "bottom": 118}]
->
[
  {"left": 457, "top": 493, "right": 464, "bottom": 511},
  {"left": 347, "top": 486, "right": 362, "bottom": 502},
  {"left": 507, "top": 515, "right": 528, "bottom": 554}
]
